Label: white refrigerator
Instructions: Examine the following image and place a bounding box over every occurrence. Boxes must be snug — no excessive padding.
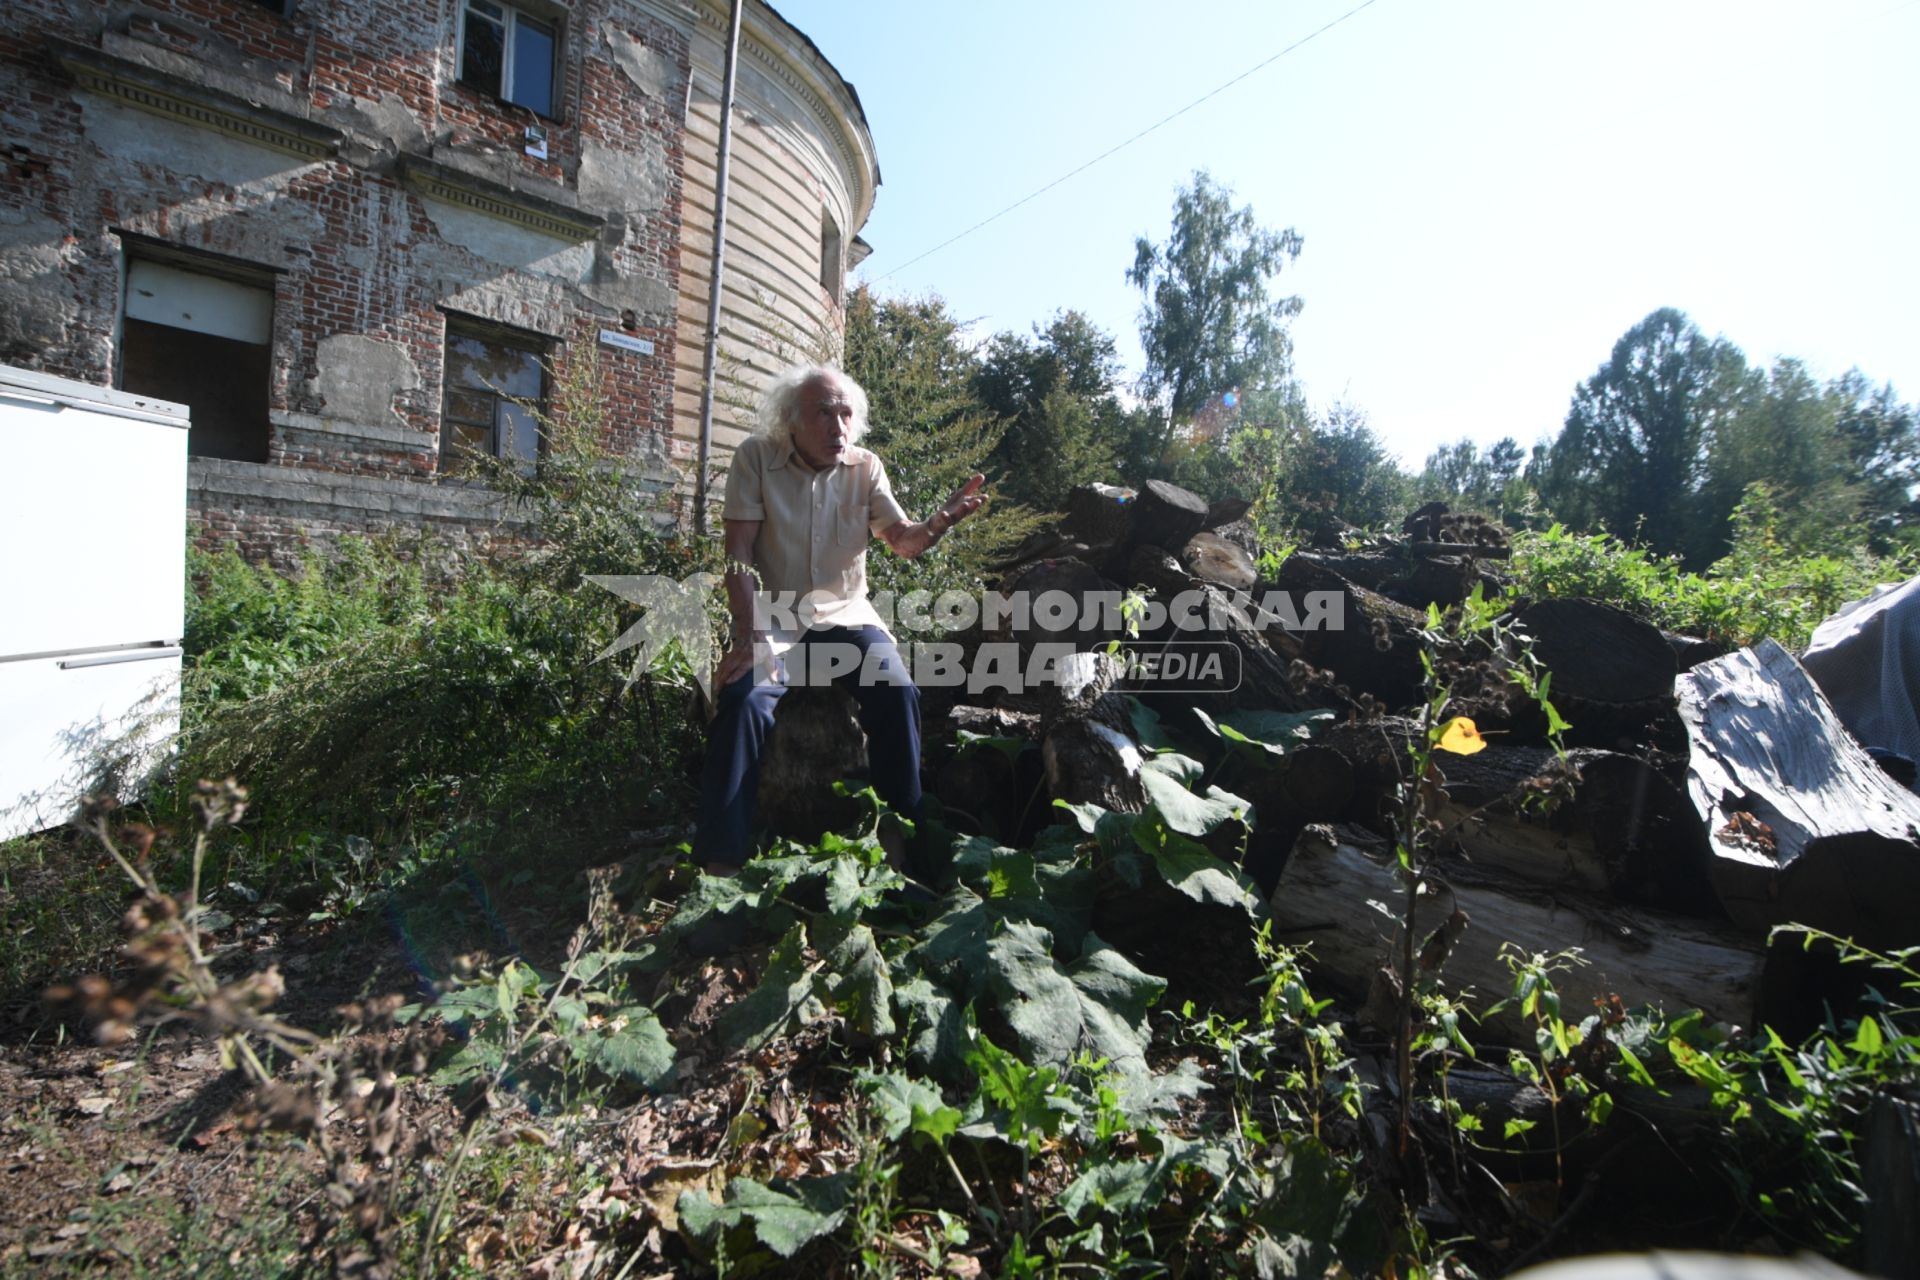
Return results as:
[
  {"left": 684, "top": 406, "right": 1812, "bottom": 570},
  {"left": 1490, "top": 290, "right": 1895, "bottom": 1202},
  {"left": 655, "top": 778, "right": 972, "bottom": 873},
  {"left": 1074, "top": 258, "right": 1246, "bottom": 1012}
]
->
[{"left": 0, "top": 364, "right": 189, "bottom": 840}]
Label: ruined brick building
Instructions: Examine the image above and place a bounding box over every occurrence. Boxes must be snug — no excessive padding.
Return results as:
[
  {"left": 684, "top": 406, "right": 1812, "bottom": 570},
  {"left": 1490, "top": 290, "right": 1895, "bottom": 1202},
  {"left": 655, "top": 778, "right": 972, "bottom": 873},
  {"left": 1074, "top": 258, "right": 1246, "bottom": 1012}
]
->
[{"left": 0, "top": 0, "right": 878, "bottom": 564}]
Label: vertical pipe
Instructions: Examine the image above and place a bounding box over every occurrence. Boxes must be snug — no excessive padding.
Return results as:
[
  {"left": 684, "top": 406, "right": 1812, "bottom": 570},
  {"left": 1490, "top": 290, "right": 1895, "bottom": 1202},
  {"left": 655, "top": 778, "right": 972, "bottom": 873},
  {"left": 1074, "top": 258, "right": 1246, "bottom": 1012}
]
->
[{"left": 693, "top": 0, "right": 745, "bottom": 539}]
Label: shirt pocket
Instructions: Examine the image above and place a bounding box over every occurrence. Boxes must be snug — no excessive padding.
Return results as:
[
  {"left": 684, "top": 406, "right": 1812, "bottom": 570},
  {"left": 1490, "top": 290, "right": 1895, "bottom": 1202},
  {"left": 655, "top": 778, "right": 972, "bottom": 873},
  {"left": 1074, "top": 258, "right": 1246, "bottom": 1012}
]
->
[{"left": 836, "top": 503, "right": 872, "bottom": 547}]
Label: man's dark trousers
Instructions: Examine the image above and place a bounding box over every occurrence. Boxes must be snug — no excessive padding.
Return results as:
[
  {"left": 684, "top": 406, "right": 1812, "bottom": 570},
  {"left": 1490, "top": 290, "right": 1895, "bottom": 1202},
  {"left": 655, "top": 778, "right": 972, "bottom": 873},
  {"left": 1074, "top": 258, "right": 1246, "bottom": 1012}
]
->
[{"left": 692, "top": 625, "right": 921, "bottom": 868}]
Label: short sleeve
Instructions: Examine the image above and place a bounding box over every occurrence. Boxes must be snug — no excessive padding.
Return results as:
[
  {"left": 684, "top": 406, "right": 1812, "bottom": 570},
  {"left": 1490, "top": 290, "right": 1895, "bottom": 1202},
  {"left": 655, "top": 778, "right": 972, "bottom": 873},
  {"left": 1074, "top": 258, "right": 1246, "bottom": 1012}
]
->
[
  {"left": 867, "top": 455, "right": 908, "bottom": 533},
  {"left": 722, "top": 439, "right": 767, "bottom": 521}
]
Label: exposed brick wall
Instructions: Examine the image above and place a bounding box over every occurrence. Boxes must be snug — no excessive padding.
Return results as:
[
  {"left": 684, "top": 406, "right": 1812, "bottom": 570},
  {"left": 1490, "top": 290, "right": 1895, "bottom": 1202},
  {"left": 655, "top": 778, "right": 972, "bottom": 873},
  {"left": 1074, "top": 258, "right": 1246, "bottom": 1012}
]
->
[{"left": 0, "top": 0, "right": 698, "bottom": 564}]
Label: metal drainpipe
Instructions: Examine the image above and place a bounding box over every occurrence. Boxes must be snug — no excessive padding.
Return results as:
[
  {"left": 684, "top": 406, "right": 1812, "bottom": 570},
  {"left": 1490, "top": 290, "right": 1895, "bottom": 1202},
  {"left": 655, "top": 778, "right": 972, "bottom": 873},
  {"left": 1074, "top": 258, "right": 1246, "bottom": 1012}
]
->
[{"left": 692, "top": 0, "right": 745, "bottom": 539}]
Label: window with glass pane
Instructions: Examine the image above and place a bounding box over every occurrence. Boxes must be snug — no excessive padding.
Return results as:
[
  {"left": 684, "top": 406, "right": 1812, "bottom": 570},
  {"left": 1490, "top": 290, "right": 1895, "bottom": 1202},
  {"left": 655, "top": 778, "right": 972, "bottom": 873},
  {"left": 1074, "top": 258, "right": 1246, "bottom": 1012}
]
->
[
  {"left": 507, "top": 15, "right": 555, "bottom": 114},
  {"left": 441, "top": 329, "right": 545, "bottom": 471},
  {"left": 459, "top": 0, "right": 557, "bottom": 117}
]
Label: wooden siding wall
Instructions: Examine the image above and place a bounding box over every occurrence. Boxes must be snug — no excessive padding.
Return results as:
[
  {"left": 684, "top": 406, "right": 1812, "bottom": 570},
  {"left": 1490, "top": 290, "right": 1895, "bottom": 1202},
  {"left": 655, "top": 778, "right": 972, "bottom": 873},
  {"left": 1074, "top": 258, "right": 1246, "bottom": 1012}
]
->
[{"left": 674, "top": 87, "right": 841, "bottom": 467}]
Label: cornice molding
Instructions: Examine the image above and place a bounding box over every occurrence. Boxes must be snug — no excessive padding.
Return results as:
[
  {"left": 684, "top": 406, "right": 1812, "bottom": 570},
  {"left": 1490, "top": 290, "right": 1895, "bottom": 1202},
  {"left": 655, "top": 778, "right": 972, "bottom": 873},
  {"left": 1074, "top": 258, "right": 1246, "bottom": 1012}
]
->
[
  {"left": 395, "top": 154, "right": 606, "bottom": 242},
  {"left": 683, "top": 0, "right": 878, "bottom": 234},
  {"left": 50, "top": 37, "right": 343, "bottom": 161}
]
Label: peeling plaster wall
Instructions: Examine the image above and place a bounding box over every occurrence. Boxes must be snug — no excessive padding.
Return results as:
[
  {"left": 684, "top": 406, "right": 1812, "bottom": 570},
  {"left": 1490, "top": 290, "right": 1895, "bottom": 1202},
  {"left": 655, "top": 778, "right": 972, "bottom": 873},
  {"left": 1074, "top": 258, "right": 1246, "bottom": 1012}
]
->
[
  {"left": 0, "top": 0, "right": 873, "bottom": 564},
  {"left": 0, "top": 0, "right": 707, "bottom": 562}
]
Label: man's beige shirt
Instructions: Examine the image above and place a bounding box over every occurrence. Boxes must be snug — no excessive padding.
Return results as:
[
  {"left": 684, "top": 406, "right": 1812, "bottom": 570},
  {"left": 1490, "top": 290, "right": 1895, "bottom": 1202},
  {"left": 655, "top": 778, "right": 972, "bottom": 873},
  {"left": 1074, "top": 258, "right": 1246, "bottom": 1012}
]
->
[{"left": 723, "top": 435, "right": 907, "bottom": 647}]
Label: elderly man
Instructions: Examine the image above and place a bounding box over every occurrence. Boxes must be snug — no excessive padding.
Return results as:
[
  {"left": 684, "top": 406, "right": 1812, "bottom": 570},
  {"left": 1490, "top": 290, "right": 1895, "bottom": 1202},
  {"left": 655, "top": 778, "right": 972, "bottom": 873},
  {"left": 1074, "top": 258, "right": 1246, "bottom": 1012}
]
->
[{"left": 692, "top": 364, "right": 985, "bottom": 874}]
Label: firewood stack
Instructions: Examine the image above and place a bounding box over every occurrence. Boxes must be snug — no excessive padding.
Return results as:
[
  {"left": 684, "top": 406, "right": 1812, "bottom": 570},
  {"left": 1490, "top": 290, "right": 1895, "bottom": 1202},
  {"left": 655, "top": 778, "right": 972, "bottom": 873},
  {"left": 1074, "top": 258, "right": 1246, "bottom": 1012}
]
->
[{"left": 762, "top": 480, "right": 1920, "bottom": 1046}]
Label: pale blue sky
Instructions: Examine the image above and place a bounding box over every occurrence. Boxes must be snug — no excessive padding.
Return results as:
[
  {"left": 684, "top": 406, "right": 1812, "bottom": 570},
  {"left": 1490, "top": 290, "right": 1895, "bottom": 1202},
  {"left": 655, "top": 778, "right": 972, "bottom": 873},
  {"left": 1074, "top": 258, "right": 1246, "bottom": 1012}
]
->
[{"left": 774, "top": 0, "right": 1919, "bottom": 467}]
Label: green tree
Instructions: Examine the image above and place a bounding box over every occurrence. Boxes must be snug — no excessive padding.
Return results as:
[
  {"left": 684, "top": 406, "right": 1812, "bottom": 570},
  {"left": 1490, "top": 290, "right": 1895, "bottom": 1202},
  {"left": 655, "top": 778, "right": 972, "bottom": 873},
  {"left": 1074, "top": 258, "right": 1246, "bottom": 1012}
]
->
[
  {"left": 1828, "top": 370, "right": 1919, "bottom": 549},
  {"left": 1127, "top": 171, "right": 1303, "bottom": 461},
  {"left": 974, "top": 310, "right": 1144, "bottom": 502},
  {"left": 1697, "top": 357, "right": 1857, "bottom": 561},
  {"left": 1418, "top": 436, "right": 1528, "bottom": 515},
  {"left": 1275, "top": 403, "right": 1411, "bottom": 532},
  {"left": 842, "top": 286, "right": 1031, "bottom": 596},
  {"left": 1542, "top": 307, "right": 1748, "bottom": 562}
]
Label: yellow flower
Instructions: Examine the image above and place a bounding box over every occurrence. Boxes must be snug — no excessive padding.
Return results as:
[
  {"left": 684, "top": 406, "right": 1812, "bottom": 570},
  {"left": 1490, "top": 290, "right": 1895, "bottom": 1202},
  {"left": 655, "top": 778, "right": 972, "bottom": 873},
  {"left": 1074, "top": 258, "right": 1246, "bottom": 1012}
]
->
[{"left": 1434, "top": 716, "right": 1488, "bottom": 755}]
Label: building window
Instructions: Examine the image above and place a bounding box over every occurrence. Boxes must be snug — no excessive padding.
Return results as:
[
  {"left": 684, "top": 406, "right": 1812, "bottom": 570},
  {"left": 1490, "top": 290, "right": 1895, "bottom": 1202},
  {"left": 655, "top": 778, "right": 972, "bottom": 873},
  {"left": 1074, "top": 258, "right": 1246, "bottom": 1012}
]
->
[
  {"left": 441, "top": 321, "right": 546, "bottom": 471},
  {"left": 819, "top": 213, "right": 843, "bottom": 303},
  {"left": 119, "top": 256, "right": 274, "bottom": 463},
  {"left": 459, "top": 0, "right": 558, "bottom": 117}
]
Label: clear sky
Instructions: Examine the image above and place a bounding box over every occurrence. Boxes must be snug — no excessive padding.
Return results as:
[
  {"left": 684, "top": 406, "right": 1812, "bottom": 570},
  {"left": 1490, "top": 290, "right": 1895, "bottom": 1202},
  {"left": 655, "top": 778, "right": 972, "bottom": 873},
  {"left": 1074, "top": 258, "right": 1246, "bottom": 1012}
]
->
[{"left": 771, "top": 0, "right": 1919, "bottom": 467}]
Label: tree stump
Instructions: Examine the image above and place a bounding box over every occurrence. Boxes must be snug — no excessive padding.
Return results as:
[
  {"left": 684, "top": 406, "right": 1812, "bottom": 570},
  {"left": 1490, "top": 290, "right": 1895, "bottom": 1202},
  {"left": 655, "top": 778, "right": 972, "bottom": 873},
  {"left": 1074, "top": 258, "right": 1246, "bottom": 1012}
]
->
[
  {"left": 1515, "top": 597, "right": 1677, "bottom": 745},
  {"left": 1132, "top": 479, "right": 1211, "bottom": 551},
  {"left": 1677, "top": 638, "right": 1920, "bottom": 948},
  {"left": 757, "top": 685, "right": 869, "bottom": 843},
  {"left": 1061, "top": 482, "right": 1137, "bottom": 547}
]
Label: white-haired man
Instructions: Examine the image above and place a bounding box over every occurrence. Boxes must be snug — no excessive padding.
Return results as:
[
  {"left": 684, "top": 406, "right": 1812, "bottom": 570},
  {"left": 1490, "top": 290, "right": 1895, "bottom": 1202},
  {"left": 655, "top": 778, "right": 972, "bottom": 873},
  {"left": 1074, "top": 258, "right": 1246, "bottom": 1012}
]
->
[{"left": 691, "top": 364, "right": 985, "bottom": 874}]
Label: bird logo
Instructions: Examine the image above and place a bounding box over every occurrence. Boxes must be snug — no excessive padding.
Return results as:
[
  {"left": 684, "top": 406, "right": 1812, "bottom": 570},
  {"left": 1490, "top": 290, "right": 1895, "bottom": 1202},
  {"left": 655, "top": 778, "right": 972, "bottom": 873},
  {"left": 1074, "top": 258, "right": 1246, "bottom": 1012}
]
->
[{"left": 586, "top": 573, "right": 722, "bottom": 690}]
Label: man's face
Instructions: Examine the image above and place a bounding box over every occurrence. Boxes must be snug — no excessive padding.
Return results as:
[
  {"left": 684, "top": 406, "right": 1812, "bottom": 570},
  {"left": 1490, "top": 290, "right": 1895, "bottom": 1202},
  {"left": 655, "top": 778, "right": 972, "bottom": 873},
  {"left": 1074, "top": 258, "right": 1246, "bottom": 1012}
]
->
[{"left": 791, "top": 374, "right": 856, "bottom": 469}]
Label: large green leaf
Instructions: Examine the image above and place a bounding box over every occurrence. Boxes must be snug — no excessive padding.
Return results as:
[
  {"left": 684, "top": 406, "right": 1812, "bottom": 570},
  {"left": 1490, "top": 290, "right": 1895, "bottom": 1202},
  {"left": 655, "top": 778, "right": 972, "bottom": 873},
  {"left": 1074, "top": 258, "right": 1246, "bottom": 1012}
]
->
[
  {"left": 817, "top": 920, "right": 896, "bottom": 1038},
  {"left": 1127, "top": 697, "right": 1176, "bottom": 751},
  {"left": 1138, "top": 767, "right": 1248, "bottom": 839},
  {"left": 717, "top": 926, "right": 825, "bottom": 1053},
  {"left": 889, "top": 971, "right": 970, "bottom": 1079},
  {"left": 981, "top": 923, "right": 1165, "bottom": 1076},
  {"left": 677, "top": 1175, "right": 848, "bottom": 1261},
  {"left": 857, "top": 1070, "right": 962, "bottom": 1145},
  {"left": 1132, "top": 818, "right": 1263, "bottom": 914},
  {"left": 953, "top": 837, "right": 1040, "bottom": 901},
  {"left": 911, "top": 889, "right": 997, "bottom": 1001},
  {"left": 1057, "top": 1137, "right": 1225, "bottom": 1223},
  {"left": 579, "top": 1005, "right": 675, "bottom": 1090}
]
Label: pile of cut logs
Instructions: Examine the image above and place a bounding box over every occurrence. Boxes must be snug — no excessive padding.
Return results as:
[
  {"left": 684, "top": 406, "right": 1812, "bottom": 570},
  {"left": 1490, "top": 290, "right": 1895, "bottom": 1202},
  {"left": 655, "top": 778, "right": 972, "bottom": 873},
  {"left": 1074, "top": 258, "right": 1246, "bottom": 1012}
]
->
[{"left": 758, "top": 480, "right": 1920, "bottom": 1046}]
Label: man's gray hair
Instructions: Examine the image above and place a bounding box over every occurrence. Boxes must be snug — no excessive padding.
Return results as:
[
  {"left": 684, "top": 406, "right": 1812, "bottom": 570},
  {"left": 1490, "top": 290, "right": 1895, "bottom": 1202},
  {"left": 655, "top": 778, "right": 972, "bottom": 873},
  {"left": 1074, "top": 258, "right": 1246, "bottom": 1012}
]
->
[{"left": 757, "top": 364, "right": 869, "bottom": 447}]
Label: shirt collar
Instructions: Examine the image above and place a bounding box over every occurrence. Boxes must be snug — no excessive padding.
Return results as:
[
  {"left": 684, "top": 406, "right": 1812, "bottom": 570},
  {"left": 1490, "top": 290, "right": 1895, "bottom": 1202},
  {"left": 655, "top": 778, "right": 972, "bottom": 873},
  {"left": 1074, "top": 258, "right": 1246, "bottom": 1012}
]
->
[{"left": 767, "top": 440, "right": 864, "bottom": 471}]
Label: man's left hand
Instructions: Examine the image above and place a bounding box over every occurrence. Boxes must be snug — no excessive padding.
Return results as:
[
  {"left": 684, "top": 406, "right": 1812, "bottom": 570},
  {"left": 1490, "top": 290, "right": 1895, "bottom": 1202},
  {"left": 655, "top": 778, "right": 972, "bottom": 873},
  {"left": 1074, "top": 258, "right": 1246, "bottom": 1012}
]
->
[{"left": 937, "top": 474, "right": 987, "bottom": 531}]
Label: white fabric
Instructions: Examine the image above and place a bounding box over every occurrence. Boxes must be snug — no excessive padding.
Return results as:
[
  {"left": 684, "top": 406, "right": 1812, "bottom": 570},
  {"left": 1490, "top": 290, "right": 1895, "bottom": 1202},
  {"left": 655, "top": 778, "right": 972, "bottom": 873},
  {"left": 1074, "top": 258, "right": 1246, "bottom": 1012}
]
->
[
  {"left": 1799, "top": 573, "right": 1920, "bottom": 763},
  {"left": 720, "top": 435, "right": 907, "bottom": 651}
]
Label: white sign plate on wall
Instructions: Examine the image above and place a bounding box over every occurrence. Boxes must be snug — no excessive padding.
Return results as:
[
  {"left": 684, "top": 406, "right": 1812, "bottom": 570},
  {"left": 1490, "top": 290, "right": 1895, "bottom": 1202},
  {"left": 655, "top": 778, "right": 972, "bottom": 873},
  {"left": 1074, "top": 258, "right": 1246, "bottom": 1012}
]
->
[{"left": 598, "top": 329, "right": 654, "bottom": 356}]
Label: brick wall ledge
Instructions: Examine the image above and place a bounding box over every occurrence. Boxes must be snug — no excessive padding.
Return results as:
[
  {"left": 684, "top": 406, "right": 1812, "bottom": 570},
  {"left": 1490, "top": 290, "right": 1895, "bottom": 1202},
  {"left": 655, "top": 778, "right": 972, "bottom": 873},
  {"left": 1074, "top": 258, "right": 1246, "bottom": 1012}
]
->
[
  {"left": 271, "top": 408, "right": 437, "bottom": 451},
  {"left": 189, "top": 458, "right": 532, "bottom": 526}
]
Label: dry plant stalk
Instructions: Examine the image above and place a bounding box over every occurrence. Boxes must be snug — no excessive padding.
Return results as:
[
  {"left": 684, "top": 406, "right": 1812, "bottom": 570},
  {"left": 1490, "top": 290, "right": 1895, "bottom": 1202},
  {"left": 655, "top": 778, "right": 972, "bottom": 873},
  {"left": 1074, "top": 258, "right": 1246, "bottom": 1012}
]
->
[{"left": 46, "top": 782, "right": 443, "bottom": 1280}]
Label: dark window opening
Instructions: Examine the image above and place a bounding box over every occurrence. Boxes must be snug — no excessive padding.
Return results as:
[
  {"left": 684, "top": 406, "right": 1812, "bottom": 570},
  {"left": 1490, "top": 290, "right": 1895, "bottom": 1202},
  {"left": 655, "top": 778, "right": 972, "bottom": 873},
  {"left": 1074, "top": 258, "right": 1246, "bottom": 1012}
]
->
[
  {"left": 460, "top": 0, "right": 559, "bottom": 117},
  {"left": 819, "top": 213, "right": 844, "bottom": 303},
  {"left": 119, "top": 258, "right": 274, "bottom": 463},
  {"left": 440, "top": 324, "right": 546, "bottom": 472}
]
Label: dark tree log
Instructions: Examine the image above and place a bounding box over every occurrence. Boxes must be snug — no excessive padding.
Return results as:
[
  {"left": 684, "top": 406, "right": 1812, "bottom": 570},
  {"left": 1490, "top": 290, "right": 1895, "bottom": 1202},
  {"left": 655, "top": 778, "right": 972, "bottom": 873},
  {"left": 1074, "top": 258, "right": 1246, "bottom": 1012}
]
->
[
  {"left": 1240, "top": 743, "right": 1356, "bottom": 822},
  {"left": 1287, "top": 549, "right": 1398, "bottom": 591},
  {"left": 1204, "top": 495, "right": 1253, "bottom": 530},
  {"left": 1038, "top": 651, "right": 1145, "bottom": 813},
  {"left": 1433, "top": 1065, "right": 1719, "bottom": 1157},
  {"left": 1677, "top": 639, "right": 1920, "bottom": 949},
  {"left": 1061, "top": 482, "right": 1137, "bottom": 547},
  {"left": 1238, "top": 744, "right": 1355, "bottom": 894},
  {"left": 1661, "top": 629, "right": 1727, "bottom": 673},
  {"left": 1179, "top": 531, "right": 1258, "bottom": 592},
  {"left": 1404, "top": 542, "right": 1513, "bottom": 561},
  {"left": 1130, "top": 582, "right": 1318, "bottom": 717},
  {"left": 1265, "top": 554, "right": 1428, "bottom": 710},
  {"left": 757, "top": 685, "right": 869, "bottom": 842},
  {"left": 946, "top": 704, "right": 1040, "bottom": 740},
  {"left": 1381, "top": 555, "right": 1475, "bottom": 610},
  {"left": 1270, "top": 825, "right": 1769, "bottom": 1048},
  {"left": 1313, "top": 715, "right": 1421, "bottom": 814},
  {"left": 1128, "top": 543, "right": 1193, "bottom": 600},
  {"left": 1515, "top": 598, "right": 1677, "bottom": 745},
  {"left": 992, "top": 556, "right": 1125, "bottom": 654},
  {"left": 1132, "top": 479, "right": 1211, "bottom": 550},
  {"left": 1211, "top": 518, "right": 1262, "bottom": 558},
  {"left": 1864, "top": 1095, "right": 1920, "bottom": 1279},
  {"left": 1430, "top": 745, "right": 1721, "bottom": 915}
]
